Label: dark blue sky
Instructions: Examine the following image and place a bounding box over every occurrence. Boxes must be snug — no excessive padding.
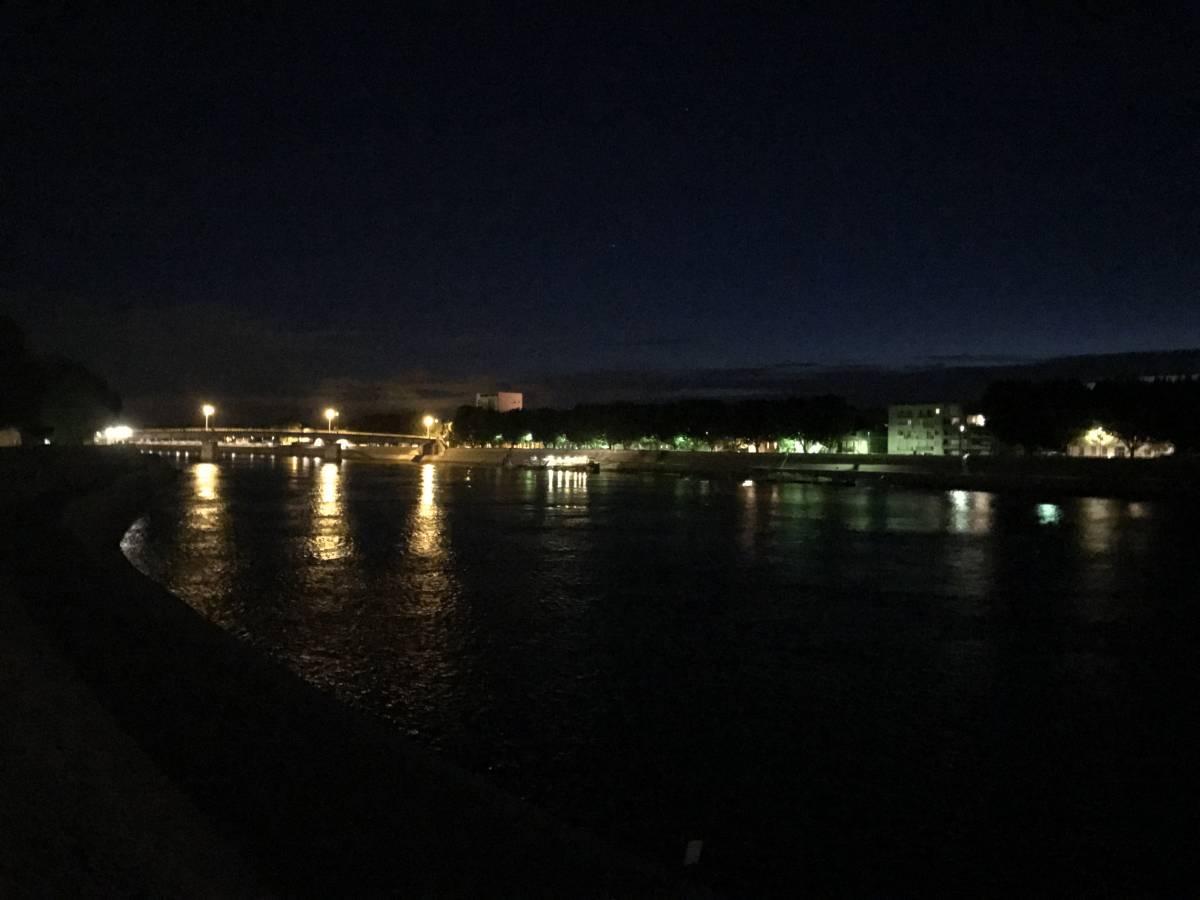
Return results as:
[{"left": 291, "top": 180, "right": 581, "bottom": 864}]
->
[{"left": 4, "top": 4, "right": 1198, "bottom": 417}]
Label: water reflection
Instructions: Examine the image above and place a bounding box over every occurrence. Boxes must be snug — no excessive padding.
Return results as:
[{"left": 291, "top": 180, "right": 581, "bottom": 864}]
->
[
  {"left": 125, "top": 457, "right": 1186, "bottom": 898},
  {"left": 739, "top": 480, "right": 758, "bottom": 554},
  {"left": 1076, "top": 497, "right": 1121, "bottom": 600},
  {"left": 190, "top": 463, "right": 224, "bottom": 536},
  {"left": 180, "top": 462, "right": 234, "bottom": 606},
  {"left": 194, "top": 462, "right": 218, "bottom": 501},
  {"left": 411, "top": 463, "right": 442, "bottom": 558},
  {"left": 545, "top": 468, "right": 590, "bottom": 504},
  {"left": 1037, "top": 503, "right": 1062, "bottom": 526},
  {"left": 948, "top": 490, "right": 994, "bottom": 536},
  {"left": 309, "top": 462, "right": 351, "bottom": 561},
  {"left": 1078, "top": 497, "right": 1119, "bottom": 556},
  {"left": 420, "top": 462, "right": 435, "bottom": 515},
  {"left": 320, "top": 461, "right": 338, "bottom": 507}
]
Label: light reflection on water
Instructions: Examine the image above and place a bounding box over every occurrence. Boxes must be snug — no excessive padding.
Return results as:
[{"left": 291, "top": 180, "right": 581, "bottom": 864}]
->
[
  {"left": 309, "top": 462, "right": 350, "bottom": 562},
  {"left": 193, "top": 461, "right": 218, "bottom": 501},
  {"left": 410, "top": 463, "right": 441, "bottom": 558},
  {"left": 120, "top": 457, "right": 1188, "bottom": 895},
  {"left": 1037, "top": 502, "right": 1062, "bottom": 525}
]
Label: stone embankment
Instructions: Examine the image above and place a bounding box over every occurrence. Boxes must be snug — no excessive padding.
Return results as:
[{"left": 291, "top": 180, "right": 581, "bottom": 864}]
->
[{"left": 0, "top": 448, "right": 708, "bottom": 898}]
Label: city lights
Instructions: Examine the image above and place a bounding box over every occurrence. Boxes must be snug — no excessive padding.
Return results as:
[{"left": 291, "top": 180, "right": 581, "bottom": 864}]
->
[
  {"left": 98, "top": 425, "right": 133, "bottom": 444},
  {"left": 543, "top": 455, "right": 590, "bottom": 468},
  {"left": 1084, "top": 426, "right": 1119, "bottom": 446}
]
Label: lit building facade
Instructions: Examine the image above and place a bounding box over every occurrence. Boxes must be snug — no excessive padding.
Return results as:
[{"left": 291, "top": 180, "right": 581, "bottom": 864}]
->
[
  {"left": 475, "top": 392, "right": 523, "bottom": 412},
  {"left": 887, "top": 403, "right": 992, "bottom": 456}
]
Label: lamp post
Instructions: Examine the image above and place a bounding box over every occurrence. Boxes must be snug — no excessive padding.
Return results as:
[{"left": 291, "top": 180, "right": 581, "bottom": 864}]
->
[
  {"left": 325, "top": 408, "right": 339, "bottom": 433},
  {"left": 423, "top": 414, "right": 436, "bottom": 438},
  {"left": 202, "top": 404, "right": 215, "bottom": 431}
]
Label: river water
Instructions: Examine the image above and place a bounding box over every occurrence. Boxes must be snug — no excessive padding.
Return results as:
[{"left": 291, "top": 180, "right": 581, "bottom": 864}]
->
[{"left": 121, "top": 456, "right": 1195, "bottom": 895}]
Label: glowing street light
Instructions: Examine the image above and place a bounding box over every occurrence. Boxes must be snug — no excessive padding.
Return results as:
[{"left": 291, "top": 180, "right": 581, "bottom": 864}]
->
[
  {"left": 201, "top": 403, "right": 216, "bottom": 430},
  {"left": 325, "top": 408, "right": 339, "bottom": 433},
  {"left": 422, "top": 414, "right": 436, "bottom": 438}
]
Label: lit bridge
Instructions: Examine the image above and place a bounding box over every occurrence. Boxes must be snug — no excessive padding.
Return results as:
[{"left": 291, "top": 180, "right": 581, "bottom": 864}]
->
[{"left": 126, "top": 427, "right": 442, "bottom": 463}]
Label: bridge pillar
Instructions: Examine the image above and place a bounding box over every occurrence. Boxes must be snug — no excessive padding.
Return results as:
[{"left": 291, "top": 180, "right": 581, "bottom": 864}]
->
[
  {"left": 322, "top": 442, "right": 341, "bottom": 463},
  {"left": 200, "top": 440, "right": 218, "bottom": 462}
]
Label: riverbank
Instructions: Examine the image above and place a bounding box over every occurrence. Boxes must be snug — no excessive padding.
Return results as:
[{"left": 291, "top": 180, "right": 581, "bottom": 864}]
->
[
  {"left": 423, "top": 446, "right": 1200, "bottom": 500},
  {"left": 0, "top": 449, "right": 263, "bottom": 897},
  {"left": 0, "top": 576, "right": 265, "bottom": 898},
  {"left": 0, "top": 448, "right": 706, "bottom": 898}
]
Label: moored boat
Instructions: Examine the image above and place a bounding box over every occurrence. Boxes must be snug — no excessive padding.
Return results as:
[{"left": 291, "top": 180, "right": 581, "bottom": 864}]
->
[{"left": 519, "top": 454, "right": 599, "bottom": 472}]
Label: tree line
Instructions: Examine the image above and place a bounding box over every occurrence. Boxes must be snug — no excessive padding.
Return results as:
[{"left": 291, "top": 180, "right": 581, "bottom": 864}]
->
[
  {"left": 452, "top": 396, "right": 868, "bottom": 450},
  {"left": 453, "top": 377, "right": 1200, "bottom": 454},
  {"left": 981, "top": 378, "right": 1200, "bottom": 453},
  {"left": 0, "top": 316, "right": 122, "bottom": 443}
]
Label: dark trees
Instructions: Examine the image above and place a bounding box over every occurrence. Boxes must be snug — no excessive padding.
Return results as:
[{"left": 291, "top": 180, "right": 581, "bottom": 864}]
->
[
  {"left": 983, "top": 378, "right": 1200, "bottom": 452},
  {"left": 0, "top": 316, "right": 122, "bottom": 442}
]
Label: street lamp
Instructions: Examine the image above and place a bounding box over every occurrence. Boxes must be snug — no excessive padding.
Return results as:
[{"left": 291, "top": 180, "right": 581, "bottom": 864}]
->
[
  {"left": 422, "top": 414, "right": 436, "bottom": 438},
  {"left": 325, "top": 408, "right": 339, "bottom": 433},
  {"left": 201, "top": 403, "right": 215, "bottom": 431}
]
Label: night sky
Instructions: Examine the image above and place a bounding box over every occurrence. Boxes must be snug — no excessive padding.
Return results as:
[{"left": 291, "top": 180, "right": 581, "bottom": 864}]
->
[{"left": 4, "top": 4, "right": 1198, "bottom": 420}]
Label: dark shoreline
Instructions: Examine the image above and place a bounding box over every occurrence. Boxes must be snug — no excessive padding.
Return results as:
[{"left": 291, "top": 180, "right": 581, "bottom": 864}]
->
[
  {"left": 129, "top": 443, "right": 1200, "bottom": 501},
  {"left": 421, "top": 446, "right": 1200, "bottom": 501},
  {"left": 1, "top": 449, "right": 706, "bottom": 898}
]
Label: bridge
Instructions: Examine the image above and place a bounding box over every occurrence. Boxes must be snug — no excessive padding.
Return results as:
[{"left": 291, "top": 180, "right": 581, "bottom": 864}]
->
[
  {"left": 132, "top": 426, "right": 433, "bottom": 446},
  {"left": 125, "top": 427, "right": 443, "bottom": 463}
]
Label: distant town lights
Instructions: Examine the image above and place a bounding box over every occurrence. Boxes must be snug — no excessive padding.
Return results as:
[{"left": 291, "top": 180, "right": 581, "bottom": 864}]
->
[
  {"left": 544, "top": 455, "right": 589, "bottom": 468},
  {"left": 1084, "top": 426, "right": 1119, "bottom": 446},
  {"left": 101, "top": 425, "right": 133, "bottom": 443}
]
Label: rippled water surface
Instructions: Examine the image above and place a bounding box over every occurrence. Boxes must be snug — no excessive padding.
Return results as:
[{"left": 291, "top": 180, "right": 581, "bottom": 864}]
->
[{"left": 122, "top": 457, "right": 1196, "bottom": 894}]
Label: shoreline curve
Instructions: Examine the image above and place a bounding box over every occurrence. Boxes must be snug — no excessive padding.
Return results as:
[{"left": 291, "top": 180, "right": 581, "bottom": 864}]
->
[{"left": 4, "top": 449, "right": 708, "bottom": 898}]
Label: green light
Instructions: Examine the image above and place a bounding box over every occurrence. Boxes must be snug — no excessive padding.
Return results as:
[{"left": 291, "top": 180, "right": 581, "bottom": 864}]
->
[{"left": 1037, "top": 503, "right": 1061, "bottom": 525}]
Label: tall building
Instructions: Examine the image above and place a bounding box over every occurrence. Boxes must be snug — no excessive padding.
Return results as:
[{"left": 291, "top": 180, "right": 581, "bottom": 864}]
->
[
  {"left": 475, "top": 392, "right": 523, "bottom": 412},
  {"left": 888, "top": 403, "right": 992, "bottom": 455}
]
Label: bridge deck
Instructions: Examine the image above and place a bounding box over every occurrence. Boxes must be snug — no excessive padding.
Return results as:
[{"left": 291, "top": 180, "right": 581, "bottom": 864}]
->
[{"left": 133, "top": 427, "right": 430, "bottom": 445}]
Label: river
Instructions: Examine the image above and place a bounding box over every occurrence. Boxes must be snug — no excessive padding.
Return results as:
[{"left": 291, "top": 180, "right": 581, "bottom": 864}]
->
[{"left": 120, "top": 456, "right": 1195, "bottom": 895}]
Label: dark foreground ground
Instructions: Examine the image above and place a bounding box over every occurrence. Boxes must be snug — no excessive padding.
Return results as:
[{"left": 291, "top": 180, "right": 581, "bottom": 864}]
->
[{"left": 0, "top": 448, "right": 704, "bottom": 898}]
